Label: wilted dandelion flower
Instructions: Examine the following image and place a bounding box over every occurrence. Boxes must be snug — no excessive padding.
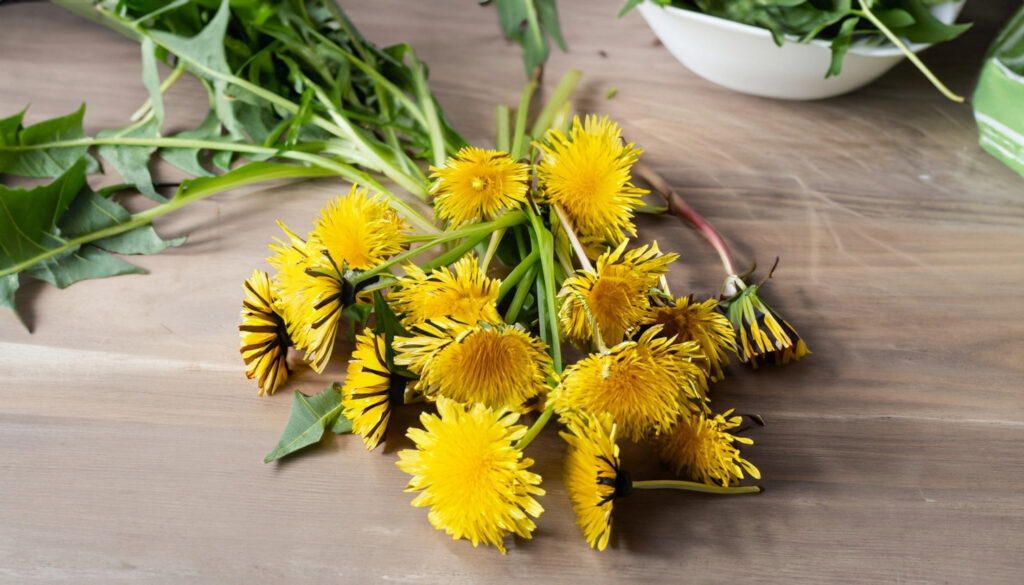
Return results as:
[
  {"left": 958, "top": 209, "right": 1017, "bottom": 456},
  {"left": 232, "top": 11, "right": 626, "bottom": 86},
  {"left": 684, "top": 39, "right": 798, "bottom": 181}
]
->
[
  {"left": 239, "top": 269, "right": 291, "bottom": 396},
  {"left": 310, "top": 184, "right": 409, "bottom": 271},
  {"left": 558, "top": 241, "right": 677, "bottom": 347},
  {"left": 341, "top": 330, "right": 406, "bottom": 451},
  {"left": 268, "top": 221, "right": 351, "bottom": 373},
  {"left": 561, "top": 411, "right": 628, "bottom": 551},
  {"left": 395, "top": 319, "right": 553, "bottom": 411},
  {"left": 389, "top": 255, "right": 502, "bottom": 326},
  {"left": 658, "top": 409, "right": 760, "bottom": 487},
  {"left": 396, "top": 398, "right": 545, "bottom": 554},
  {"left": 536, "top": 115, "right": 646, "bottom": 244},
  {"left": 720, "top": 274, "right": 809, "bottom": 368},
  {"left": 430, "top": 147, "right": 530, "bottom": 225},
  {"left": 646, "top": 295, "right": 735, "bottom": 382},
  {"left": 550, "top": 327, "right": 706, "bottom": 441}
]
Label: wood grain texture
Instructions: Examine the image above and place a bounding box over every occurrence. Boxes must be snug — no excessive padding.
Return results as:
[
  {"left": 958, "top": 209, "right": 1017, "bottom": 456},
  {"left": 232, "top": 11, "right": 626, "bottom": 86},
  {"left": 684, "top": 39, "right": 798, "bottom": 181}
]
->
[{"left": 2, "top": 1, "right": 1023, "bottom": 583}]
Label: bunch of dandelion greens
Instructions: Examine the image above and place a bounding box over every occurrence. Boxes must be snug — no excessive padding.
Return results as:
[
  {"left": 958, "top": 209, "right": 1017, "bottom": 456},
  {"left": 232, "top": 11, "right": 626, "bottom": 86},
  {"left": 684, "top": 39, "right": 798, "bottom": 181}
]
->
[
  {"left": 0, "top": 0, "right": 463, "bottom": 324},
  {"left": 249, "top": 71, "right": 809, "bottom": 552}
]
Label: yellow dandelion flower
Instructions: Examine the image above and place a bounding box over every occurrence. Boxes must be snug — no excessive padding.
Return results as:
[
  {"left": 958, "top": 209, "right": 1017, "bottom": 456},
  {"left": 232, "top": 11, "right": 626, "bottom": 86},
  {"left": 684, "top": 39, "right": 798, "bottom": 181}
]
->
[
  {"left": 561, "top": 411, "right": 629, "bottom": 551},
  {"left": 396, "top": 398, "right": 545, "bottom": 554},
  {"left": 720, "top": 275, "right": 810, "bottom": 368},
  {"left": 658, "top": 409, "right": 761, "bottom": 487},
  {"left": 310, "top": 184, "right": 409, "bottom": 271},
  {"left": 550, "top": 327, "right": 706, "bottom": 441},
  {"left": 558, "top": 241, "right": 677, "bottom": 347},
  {"left": 646, "top": 295, "right": 736, "bottom": 382},
  {"left": 268, "top": 221, "right": 350, "bottom": 373},
  {"left": 341, "top": 329, "right": 406, "bottom": 451},
  {"left": 239, "top": 269, "right": 291, "bottom": 396},
  {"left": 536, "top": 115, "right": 646, "bottom": 243},
  {"left": 394, "top": 320, "right": 553, "bottom": 411},
  {"left": 430, "top": 147, "right": 530, "bottom": 225},
  {"left": 389, "top": 255, "right": 502, "bottom": 326}
]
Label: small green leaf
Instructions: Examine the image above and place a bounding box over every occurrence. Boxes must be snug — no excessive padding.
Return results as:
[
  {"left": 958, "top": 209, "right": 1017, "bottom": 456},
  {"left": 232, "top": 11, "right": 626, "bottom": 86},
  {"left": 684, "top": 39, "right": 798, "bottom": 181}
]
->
[
  {"left": 618, "top": 0, "right": 644, "bottom": 17},
  {"left": 264, "top": 384, "right": 351, "bottom": 463},
  {"left": 0, "top": 274, "right": 19, "bottom": 314},
  {"left": 536, "top": 0, "right": 567, "bottom": 51}
]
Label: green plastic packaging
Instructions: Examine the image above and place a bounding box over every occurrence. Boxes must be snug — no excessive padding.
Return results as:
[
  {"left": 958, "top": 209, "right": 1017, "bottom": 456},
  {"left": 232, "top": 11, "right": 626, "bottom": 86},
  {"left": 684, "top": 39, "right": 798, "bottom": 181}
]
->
[{"left": 974, "top": 6, "right": 1024, "bottom": 179}]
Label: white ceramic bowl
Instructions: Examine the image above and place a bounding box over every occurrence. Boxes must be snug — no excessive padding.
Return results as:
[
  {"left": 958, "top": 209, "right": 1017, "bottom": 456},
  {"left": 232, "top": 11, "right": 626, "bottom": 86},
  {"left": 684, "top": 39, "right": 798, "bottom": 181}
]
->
[{"left": 637, "top": 1, "right": 965, "bottom": 100}]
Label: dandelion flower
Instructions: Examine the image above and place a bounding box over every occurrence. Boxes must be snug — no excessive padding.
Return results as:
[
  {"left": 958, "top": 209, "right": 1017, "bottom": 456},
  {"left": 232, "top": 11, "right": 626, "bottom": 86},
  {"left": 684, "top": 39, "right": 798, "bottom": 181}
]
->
[
  {"left": 396, "top": 398, "right": 545, "bottom": 553},
  {"left": 536, "top": 115, "right": 646, "bottom": 243},
  {"left": 310, "top": 184, "right": 409, "bottom": 271},
  {"left": 341, "top": 330, "right": 406, "bottom": 451},
  {"left": 239, "top": 269, "right": 291, "bottom": 396},
  {"left": 561, "top": 411, "right": 628, "bottom": 551},
  {"left": 395, "top": 320, "right": 553, "bottom": 411},
  {"left": 658, "top": 409, "right": 760, "bottom": 487},
  {"left": 550, "top": 327, "right": 706, "bottom": 441},
  {"left": 430, "top": 147, "right": 530, "bottom": 225},
  {"left": 558, "top": 241, "right": 677, "bottom": 347},
  {"left": 646, "top": 295, "right": 735, "bottom": 382},
  {"left": 389, "top": 255, "right": 502, "bottom": 326},
  {"left": 268, "top": 222, "right": 351, "bottom": 373},
  {"left": 720, "top": 275, "right": 809, "bottom": 368}
]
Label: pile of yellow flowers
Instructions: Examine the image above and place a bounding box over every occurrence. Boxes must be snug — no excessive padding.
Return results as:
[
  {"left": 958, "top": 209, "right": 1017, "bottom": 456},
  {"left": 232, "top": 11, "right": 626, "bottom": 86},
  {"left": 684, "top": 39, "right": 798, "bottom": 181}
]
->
[{"left": 239, "top": 79, "right": 808, "bottom": 553}]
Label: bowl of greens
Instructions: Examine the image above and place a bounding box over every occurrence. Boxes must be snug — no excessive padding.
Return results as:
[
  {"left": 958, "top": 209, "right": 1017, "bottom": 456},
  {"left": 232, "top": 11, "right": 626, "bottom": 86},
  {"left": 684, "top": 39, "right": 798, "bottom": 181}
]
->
[{"left": 632, "top": 0, "right": 969, "bottom": 100}]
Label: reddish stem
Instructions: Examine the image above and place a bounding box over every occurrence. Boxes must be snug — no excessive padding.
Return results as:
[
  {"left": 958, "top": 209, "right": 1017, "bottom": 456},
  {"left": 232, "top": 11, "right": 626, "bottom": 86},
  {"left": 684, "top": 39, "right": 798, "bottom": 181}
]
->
[{"left": 635, "top": 162, "right": 737, "bottom": 276}]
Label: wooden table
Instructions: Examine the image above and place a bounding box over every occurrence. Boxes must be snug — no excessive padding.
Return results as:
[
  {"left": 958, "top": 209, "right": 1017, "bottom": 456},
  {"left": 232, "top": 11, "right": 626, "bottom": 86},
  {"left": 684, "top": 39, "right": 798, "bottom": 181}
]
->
[{"left": 2, "top": 1, "right": 1023, "bottom": 582}]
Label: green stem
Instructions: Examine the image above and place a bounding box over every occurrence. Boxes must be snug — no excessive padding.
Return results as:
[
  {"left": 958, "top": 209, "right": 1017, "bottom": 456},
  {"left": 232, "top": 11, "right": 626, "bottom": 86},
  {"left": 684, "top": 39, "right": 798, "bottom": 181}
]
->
[
  {"left": 495, "top": 105, "right": 512, "bottom": 153},
  {"left": 852, "top": 2, "right": 964, "bottom": 103},
  {"left": 496, "top": 248, "right": 540, "bottom": 301},
  {"left": 530, "top": 70, "right": 582, "bottom": 138},
  {"left": 510, "top": 76, "right": 539, "bottom": 160},
  {"left": 411, "top": 55, "right": 448, "bottom": 169},
  {"left": 527, "top": 207, "right": 562, "bottom": 372},
  {"left": 504, "top": 263, "right": 538, "bottom": 323},
  {"left": 130, "top": 60, "right": 187, "bottom": 122},
  {"left": 352, "top": 211, "right": 527, "bottom": 284},
  {"left": 631, "top": 480, "right": 762, "bottom": 495},
  {"left": 421, "top": 235, "right": 488, "bottom": 272},
  {"left": 514, "top": 403, "right": 554, "bottom": 451}
]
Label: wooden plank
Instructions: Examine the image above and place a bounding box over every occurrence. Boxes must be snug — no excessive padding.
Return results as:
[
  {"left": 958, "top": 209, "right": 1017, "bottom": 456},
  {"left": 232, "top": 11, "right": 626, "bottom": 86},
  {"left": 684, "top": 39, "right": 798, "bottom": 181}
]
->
[{"left": 1, "top": 0, "right": 1023, "bottom": 582}]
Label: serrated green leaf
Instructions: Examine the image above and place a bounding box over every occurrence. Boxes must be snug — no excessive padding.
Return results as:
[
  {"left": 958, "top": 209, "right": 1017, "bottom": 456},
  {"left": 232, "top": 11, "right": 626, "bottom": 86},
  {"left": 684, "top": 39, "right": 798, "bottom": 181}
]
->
[
  {"left": 95, "top": 37, "right": 165, "bottom": 201},
  {"left": 159, "top": 109, "right": 220, "bottom": 177},
  {"left": 56, "top": 181, "right": 185, "bottom": 256},
  {"left": 264, "top": 384, "right": 351, "bottom": 463},
  {"left": 95, "top": 227, "right": 185, "bottom": 255},
  {"left": 24, "top": 245, "right": 145, "bottom": 289},
  {"left": 0, "top": 104, "right": 89, "bottom": 178},
  {"left": 0, "top": 157, "right": 86, "bottom": 271},
  {"left": 148, "top": 0, "right": 243, "bottom": 138}
]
